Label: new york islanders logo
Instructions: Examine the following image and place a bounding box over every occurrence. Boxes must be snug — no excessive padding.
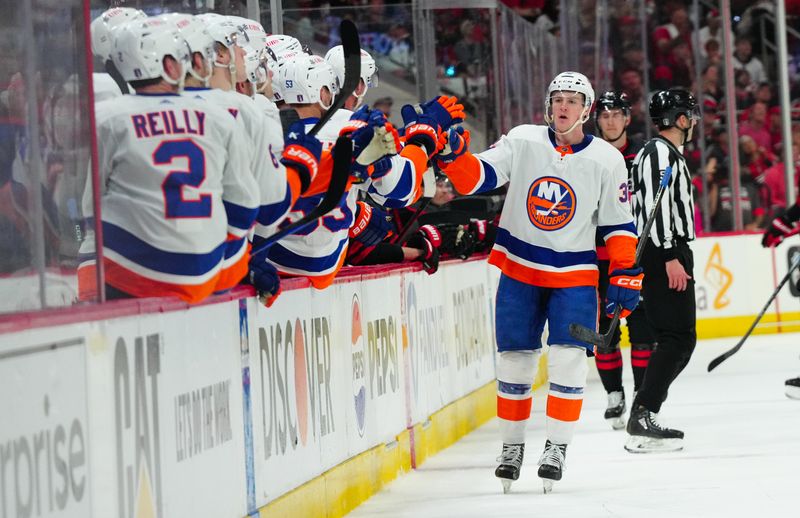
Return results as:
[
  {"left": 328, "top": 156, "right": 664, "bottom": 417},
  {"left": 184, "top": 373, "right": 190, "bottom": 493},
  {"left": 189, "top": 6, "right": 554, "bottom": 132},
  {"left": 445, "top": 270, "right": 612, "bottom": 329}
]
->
[{"left": 527, "top": 177, "right": 577, "bottom": 231}]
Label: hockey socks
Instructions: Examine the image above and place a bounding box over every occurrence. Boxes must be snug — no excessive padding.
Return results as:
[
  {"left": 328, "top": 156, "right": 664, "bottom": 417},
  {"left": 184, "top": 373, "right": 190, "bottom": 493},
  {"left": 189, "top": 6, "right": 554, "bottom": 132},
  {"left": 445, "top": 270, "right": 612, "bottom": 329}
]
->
[
  {"left": 546, "top": 345, "right": 587, "bottom": 445},
  {"left": 595, "top": 346, "right": 623, "bottom": 393},
  {"left": 631, "top": 343, "right": 652, "bottom": 391},
  {"left": 496, "top": 350, "right": 538, "bottom": 444}
]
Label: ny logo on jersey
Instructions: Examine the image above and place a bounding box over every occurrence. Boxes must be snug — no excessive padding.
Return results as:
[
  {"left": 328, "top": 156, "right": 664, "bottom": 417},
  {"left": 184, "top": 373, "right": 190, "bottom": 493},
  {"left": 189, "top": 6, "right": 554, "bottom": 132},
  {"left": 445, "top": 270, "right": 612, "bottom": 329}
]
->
[{"left": 526, "top": 177, "right": 577, "bottom": 231}]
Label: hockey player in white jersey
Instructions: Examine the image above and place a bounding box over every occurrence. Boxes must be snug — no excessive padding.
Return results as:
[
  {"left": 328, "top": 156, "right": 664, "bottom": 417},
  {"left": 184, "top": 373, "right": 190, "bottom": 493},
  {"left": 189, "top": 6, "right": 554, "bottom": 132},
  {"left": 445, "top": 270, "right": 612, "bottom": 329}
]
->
[
  {"left": 171, "top": 14, "right": 323, "bottom": 300},
  {"left": 258, "top": 53, "right": 428, "bottom": 289},
  {"left": 78, "top": 19, "right": 259, "bottom": 303},
  {"left": 325, "top": 45, "right": 378, "bottom": 111},
  {"left": 437, "top": 72, "right": 641, "bottom": 493},
  {"left": 89, "top": 7, "right": 146, "bottom": 101}
]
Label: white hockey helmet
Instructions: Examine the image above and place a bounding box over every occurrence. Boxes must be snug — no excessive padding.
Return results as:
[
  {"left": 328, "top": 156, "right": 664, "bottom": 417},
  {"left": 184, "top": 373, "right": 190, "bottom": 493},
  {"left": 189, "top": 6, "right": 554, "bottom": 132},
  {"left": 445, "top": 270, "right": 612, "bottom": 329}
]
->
[
  {"left": 90, "top": 7, "right": 147, "bottom": 60},
  {"left": 324, "top": 46, "right": 378, "bottom": 103},
  {"left": 157, "top": 13, "right": 216, "bottom": 84},
  {"left": 226, "top": 16, "right": 268, "bottom": 52},
  {"left": 265, "top": 34, "right": 305, "bottom": 59},
  {"left": 544, "top": 71, "right": 595, "bottom": 124},
  {"left": 112, "top": 18, "right": 190, "bottom": 86},
  {"left": 278, "top": 53, "right": 339, "bottom": 109},
  {"left": 267, "top": 50, "right": 302, "bottom": 102}
]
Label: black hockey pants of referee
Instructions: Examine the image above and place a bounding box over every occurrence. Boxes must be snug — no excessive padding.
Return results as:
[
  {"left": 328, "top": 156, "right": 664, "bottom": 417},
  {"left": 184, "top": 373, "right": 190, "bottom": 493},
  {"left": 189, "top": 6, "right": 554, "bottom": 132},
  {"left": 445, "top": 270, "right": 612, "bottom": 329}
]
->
[{"left": 635, "top": 240, "right": 697, "bottom": 413}]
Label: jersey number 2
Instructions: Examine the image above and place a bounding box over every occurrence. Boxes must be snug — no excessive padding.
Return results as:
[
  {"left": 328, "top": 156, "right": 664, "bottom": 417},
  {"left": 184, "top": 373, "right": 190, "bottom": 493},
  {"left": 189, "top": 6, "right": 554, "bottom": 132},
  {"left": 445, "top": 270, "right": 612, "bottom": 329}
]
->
[{"left": 155, "top": 139, "right": 212, "bottom": 218}]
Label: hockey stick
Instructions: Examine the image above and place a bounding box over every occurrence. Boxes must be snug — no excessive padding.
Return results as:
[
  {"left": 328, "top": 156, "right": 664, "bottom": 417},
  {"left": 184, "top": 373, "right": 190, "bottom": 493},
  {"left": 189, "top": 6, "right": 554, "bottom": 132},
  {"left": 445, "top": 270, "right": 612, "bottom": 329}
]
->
[
  {"left": 569, "top": 165, "right": 674, "bottom": 349},
  {"left": 250, "top": 135, "right": 353, "bottom": 256},
  {"left": 707, "top": 253, "right": 800, "bottom": 372},
  {"left": 308, "top": 19, "right": 360, "bottom": 137}
]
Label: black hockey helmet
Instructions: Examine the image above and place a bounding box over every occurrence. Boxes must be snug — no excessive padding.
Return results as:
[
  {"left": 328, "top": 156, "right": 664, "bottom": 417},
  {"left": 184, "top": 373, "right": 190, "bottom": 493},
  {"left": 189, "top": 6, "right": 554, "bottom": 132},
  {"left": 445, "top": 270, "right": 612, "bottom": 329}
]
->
[
  {"left": 649, "top": 88, "right": 699, "bottom": 129},
  {"left": 594, "top": 91, "right": 631, "bottom": 121}
]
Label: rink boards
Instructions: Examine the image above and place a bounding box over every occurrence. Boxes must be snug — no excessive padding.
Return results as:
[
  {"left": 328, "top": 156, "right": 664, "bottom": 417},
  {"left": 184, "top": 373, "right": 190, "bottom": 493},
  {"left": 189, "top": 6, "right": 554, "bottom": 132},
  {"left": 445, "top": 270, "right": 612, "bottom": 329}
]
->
[{"left": 2, "top": 233, "right": 799, "bottom": 518}]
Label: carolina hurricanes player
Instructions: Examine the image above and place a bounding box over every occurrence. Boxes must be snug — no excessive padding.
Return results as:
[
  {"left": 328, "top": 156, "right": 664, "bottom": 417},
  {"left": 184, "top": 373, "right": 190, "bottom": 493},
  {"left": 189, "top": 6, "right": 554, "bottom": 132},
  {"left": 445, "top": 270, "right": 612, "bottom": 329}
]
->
[
  {"left": 78, "top": 19, "right": 259, "bottom": 303},
  {"left": 438, "top": 72, "right": 640, "bottom": 493},
  {"left": 89, "top": 7, "right": 146, "bottom": 101},
  {"left": 592, "top": 91, "right": 657, "bottom": 430},
  {"left": 258, "top": 53, "right": 438, "bottom": 289}
]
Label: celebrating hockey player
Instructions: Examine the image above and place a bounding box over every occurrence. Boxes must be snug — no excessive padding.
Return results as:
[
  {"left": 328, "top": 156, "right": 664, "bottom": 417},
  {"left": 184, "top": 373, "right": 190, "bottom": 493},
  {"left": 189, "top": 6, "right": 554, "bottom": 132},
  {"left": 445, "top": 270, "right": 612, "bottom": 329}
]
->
[
  {"left": 593, "top": 91, "right": 657, "bottom": 430},
  {"left": 78, "top": 19, "right": 259, "bottom": 302},
  {"left": 437, "top": 72, "right": 640, "bottom": 493},
  {"left": 256, "top": 53, "right": 451, "bottom": 289},
  {"left": 628, "top": 88, "right": 699, "bottom": 453},
  {"left": 166, "top": 14, "right": 321, "bottom": 303},
  {"left": 325, "top": 45, "right": 379, "bottom": 111}
]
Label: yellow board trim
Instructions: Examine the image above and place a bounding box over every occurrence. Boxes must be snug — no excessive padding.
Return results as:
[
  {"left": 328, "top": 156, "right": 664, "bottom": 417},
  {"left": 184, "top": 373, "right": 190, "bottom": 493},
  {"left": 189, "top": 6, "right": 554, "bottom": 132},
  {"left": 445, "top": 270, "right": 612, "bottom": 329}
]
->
[{"left": 258, "top": 310, "right": 800, "bottom": 518}]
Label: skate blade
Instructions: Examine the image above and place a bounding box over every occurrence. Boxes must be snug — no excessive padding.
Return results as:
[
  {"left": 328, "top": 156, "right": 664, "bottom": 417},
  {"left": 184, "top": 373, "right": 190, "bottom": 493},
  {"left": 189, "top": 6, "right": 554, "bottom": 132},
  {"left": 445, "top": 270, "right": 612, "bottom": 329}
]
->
[
  {"left": 542, "top": 479, "right": 554, "bottom": 494},
  {"left": 606, "top": 416, "right": 626, "bottom": 430},
  {"left": 785, "top": 386, "right": 800, "bottom": 400},
  {"left": 500, "top": 479, "right": 512, "bottom": 494},
  {"left": 624, "top": 435, "right": 683, "bottom": 453}
]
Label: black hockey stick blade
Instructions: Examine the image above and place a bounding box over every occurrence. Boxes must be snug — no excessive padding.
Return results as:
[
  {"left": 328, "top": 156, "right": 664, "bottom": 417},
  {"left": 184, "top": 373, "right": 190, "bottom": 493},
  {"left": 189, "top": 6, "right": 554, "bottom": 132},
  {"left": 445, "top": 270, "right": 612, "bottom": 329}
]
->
[
  {"left": 251, "top": 135, "right": 353, "bottom": 256},
  {"left": 708, "top": 255, "right": 800, "bottom": 372},
  {"left": 308, "top": 19, "right": 360, "bottom": 137},
  {"left": 569, "top": 165, "right": 675, "bottom": 348}
]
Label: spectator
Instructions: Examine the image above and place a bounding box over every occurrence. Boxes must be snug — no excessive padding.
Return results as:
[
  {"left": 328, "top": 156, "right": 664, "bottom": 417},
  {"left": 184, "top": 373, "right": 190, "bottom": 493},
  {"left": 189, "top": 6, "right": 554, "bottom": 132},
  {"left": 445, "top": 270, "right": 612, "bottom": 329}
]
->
[
  {"left": 740, "top": 101, "right": 773, "bottom": 152},
  {"left": 703, "top": 38, "right": 722, "bottom": 69},
  {"left": 652, "top": 7, "right": 692, "bottom": 66},
  {"left": 696, "top": 9, "right": 730, "bottom": 59},
  {"left": 739, "top": 134, "right": 775, "bottom": 180},
  {"left": 732, "top": 36, "right": 767, "bottom": 86},
  {"left": 373, "top": 96, "right": 394, "bottom": 118},
  {"left": 453, "top": 19, "right": 486, "bottom": 77},
  {"left": 700, "top": 64, "right": 723, "bottom": 105},
  {"left": 759, "top": 126, "right": 800, "bottom": 215},
  {"left": 734, "top": 68, "right": 755, "bottom": 109},
  {"left": 711, "top": 145, "right": 766, "bottom": 232},
  {"left": 667, "top": 39, "right": 693, "bottom": 88}
]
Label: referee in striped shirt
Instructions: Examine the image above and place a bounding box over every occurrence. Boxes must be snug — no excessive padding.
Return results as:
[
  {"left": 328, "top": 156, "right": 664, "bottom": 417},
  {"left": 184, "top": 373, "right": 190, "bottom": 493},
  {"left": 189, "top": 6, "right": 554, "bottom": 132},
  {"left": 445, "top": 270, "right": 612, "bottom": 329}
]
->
[{"left": 625, "top": 88, "right": 700, "bottom": 452}]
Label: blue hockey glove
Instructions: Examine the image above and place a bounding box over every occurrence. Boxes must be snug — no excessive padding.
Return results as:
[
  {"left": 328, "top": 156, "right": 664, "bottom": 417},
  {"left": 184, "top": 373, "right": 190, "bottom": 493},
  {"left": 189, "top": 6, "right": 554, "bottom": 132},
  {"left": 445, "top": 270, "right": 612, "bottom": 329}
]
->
[
  {"left": 421, "top": 95, "right": 465, "bottom": 131},
  {"left": 281, "top": 121, "right": 322, "bottom": 194},
  {"left": 437, "top": 126, "right": 470, "bottom": 164},
  {"left": 349, "top": 201, "right": 394, "bottom": 246},
  {"left": 249, "top": 254, "right": 281, "bottom": 307},
  {"left": 605, "top": 267, "right": 643, "bottom": 318},
  {"left": 400, "top": 104, "right": 440, "bottom": 158}
]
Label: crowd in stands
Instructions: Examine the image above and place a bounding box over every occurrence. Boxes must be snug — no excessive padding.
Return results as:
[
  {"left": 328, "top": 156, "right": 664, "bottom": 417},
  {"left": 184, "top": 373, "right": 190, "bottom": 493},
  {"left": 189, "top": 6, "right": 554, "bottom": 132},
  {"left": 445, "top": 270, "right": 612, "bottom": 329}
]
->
[{"left": 605, "top": 0, "right": 800, "bottom": 233}]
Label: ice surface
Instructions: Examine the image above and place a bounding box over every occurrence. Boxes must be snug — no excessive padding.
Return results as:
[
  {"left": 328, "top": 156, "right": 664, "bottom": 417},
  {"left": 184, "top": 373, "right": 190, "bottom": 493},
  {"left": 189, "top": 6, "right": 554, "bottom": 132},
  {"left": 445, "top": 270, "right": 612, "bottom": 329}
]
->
[{"left": 347, "top": 334, "right": 800, "bottom": 518}]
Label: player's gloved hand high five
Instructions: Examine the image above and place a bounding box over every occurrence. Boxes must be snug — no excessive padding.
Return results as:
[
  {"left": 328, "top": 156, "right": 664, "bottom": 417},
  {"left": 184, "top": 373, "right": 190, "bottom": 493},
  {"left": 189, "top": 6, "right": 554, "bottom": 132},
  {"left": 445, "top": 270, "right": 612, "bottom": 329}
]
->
[
  {"left": 421, "top": 95, "right": 465, "bottom": 131},
  {"left": 437, "top": 126, "right": 471, "bottom": 164},
  {"left": 762, "top": 205, "right": 800, "bottom": 247},
  {"left": 282, "top": 121, "right": 322, "bottom": 194},
  {"left": 400, "top": 104, "right": 441, "bottom": 159},
  {"left": 406, "top": 224, "right": 442, "bottom": 275},
  {"left": 605, "top": 267, "right": 644, "bottom": 318},
  {"left": 341, "top": 106, "right": 401, "bottom": 181},
  {"left": 248, "top": 253, "right": 282, "bottom": 308}
]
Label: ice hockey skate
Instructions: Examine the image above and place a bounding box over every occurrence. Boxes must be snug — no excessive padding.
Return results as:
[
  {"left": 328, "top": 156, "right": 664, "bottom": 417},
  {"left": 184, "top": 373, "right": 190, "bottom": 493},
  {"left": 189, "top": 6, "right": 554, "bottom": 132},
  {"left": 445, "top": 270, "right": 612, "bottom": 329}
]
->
[
  {"left": 625, "top": 404, "right": 684, "bottom": 453},
  {"left": 604, "top": 390, "right": 626, "bottom": 430},
  {"left": 495, "top": 443, "right": 524, "bottom": 493},
  {"left": 536, "top": 440, "right": 567, "bottom": 493},
  {"left": 786, "top": 377, "right": 800, "bottom": 399}
]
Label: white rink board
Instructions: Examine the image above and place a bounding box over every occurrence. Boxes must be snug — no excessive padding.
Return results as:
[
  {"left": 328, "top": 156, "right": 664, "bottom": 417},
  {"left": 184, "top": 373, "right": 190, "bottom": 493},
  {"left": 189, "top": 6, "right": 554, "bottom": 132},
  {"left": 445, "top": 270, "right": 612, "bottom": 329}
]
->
[
  {"left": 0, "top": 330, "right": 90, "bottom": 518},
  {"left": 2, "top": 231, "right": 799, "bottom": 517},
  {"left": 690, "top": 233, "right": 800, "bottom": 322},
  {"left": 85, "top": 303, "right": 248, "bottom": 518}
]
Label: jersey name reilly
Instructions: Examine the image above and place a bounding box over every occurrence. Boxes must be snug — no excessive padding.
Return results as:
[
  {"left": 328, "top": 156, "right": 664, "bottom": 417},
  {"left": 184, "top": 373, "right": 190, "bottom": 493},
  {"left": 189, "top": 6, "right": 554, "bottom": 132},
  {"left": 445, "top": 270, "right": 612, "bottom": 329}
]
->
[{"left": 131, "top": 109, "right": 206, "bottom": 138}]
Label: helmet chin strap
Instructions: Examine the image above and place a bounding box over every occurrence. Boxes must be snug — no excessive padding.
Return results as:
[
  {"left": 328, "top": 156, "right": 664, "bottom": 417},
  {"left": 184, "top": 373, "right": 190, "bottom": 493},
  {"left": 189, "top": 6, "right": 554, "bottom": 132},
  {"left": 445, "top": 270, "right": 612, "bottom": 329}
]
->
[{"left": 549, "top": 107, "right": 590, "bottom": 136}]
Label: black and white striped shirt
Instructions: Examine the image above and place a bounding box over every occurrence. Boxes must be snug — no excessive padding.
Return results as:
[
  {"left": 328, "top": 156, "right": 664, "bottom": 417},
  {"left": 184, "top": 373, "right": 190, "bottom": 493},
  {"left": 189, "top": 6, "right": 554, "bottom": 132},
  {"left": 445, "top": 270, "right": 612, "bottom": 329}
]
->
[{"left": 631, "top": 136, "right": 695, "bottom": 253}]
